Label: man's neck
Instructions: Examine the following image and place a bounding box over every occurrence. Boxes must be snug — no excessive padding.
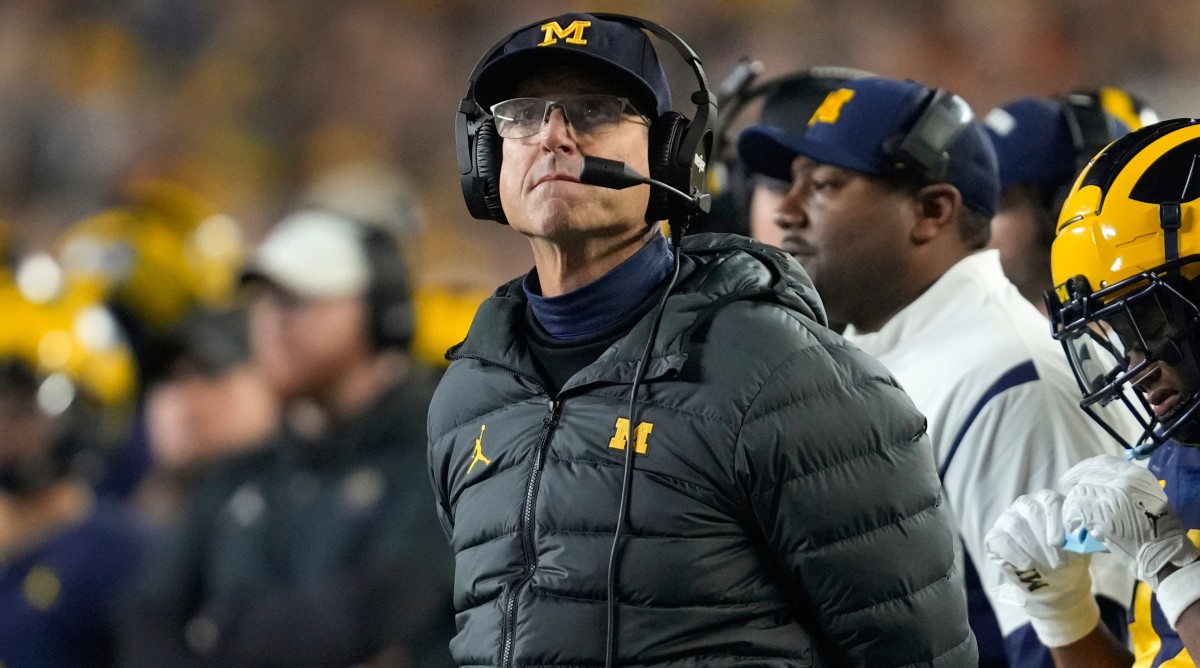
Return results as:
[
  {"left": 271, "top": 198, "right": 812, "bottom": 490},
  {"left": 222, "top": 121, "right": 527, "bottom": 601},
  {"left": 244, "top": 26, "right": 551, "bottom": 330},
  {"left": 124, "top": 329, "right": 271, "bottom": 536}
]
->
[
  {"left": 528, "top": 227, "right": 656, "bottom": 297},
  {"left": 0, "top": 483, "right": 94, "bottom": 564},
  {"left": 300, "top": 353, "right": 411, "bottom": 433},
  {"left": 525, "top": 233, "right": 673, "bottom": 341},
  {"left": 845, "top": 249, "right": 973, "bottom": 334}
]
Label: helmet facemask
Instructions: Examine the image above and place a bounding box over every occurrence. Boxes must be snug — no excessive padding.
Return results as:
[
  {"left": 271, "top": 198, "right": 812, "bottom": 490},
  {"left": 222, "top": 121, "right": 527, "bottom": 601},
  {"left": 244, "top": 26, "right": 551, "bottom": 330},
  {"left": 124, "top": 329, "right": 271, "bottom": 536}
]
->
[{"left": 1048, "top": 259, "right": 1200, "bottom": 450}]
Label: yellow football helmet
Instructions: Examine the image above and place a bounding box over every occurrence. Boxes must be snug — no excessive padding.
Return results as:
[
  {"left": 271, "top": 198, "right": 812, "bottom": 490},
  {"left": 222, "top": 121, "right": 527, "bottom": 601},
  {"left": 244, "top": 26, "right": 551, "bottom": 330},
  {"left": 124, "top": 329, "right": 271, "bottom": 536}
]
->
[
  {"left": 1047, "top": 118, "right": 1200, "bottom": 449},
  {"left": 0, "top": 253, "right": 137, "bottom": 493},
  {"left": 1095, "top": 86, "right": 1159, "bottom": 132},
  {"left": 0, "top": 254, "right": 137, "bottom": 414},
  {"left": 56, "top": 179, "right": 244, "bottom": 332},
  {"left": 410, "top": 285, "right": 490, "bottom": 368}
]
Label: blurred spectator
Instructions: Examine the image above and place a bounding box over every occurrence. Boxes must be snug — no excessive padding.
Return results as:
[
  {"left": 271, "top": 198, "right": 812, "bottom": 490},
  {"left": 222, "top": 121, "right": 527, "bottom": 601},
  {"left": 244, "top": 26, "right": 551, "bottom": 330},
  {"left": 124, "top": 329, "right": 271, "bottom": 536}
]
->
[
  {"left": 133, "top": 307, "right": 279, "bottom": 526},
  {"left": 55, "top": 179, "right": 245, "bottom": 500},
  {"left": 983, "top": 88, "right": 1154, "bottom": 315},
  {"left": 118, "top": 209, "right": 454, "bottom": 667},
  {"left": 293, "top": 125, "right": 488, "bottom": 369},
  {"left": 0, "top": 253, "right": 145, "bottom": 668}
]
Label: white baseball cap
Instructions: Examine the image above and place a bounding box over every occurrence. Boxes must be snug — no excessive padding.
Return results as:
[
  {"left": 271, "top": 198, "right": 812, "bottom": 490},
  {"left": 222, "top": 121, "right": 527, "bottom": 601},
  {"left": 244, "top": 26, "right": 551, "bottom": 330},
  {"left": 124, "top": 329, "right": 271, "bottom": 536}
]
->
[{"left": 241, "top": 210, "right": 370, "bottom": 299}]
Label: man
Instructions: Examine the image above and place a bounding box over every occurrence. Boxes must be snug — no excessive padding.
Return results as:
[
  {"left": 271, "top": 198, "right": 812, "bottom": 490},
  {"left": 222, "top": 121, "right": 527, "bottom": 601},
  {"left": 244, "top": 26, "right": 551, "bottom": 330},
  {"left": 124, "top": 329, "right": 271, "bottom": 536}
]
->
[
  {"left": 56, "top": 179, "right": 247, "bottom": 501},
  {"left": 702, "top": 64, "right": 871, "bottom": 238},
  {"left": 120, "top": 209, "right": 455, "bottom": 667},
  {"left": 983, "top": 91, "right": 1150, "bottom": 315},
  {"left": 429, "top": 12, "right": 975, "bottom": 667},
  {"left": 986, "top": 118, "right": 1200, "bottom": 667},
  {"left": 0, "top": 260, "right": 144, "bottom": 668},
  {"left": 736, "top": 76, "right": 1135, "bottom": 666},
  {"left": 134, "top": 306, "right": 279, "bottom": 525}
]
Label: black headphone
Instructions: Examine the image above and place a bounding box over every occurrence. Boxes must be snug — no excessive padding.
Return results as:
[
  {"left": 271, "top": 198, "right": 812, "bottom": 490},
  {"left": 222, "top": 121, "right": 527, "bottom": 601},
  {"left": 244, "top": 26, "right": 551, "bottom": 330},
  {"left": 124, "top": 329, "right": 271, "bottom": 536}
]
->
[
  {"left": 358, "top": 223, "right": 414, "bottom": 351},
  {"left": 1026, "top": 93, "right": 1126, "bottom": 249},
  {"left": 455, "top": 13, "right": 716, "bottom": 227},
  {"left": 703, "top": 63, "right": 872, "bottom": 235},
  {"left": 1060, "top": 93, "right": 1118, "bottom": 176},
  {"left": 884, "top": 86, "right": 975, "bottom": 184}
]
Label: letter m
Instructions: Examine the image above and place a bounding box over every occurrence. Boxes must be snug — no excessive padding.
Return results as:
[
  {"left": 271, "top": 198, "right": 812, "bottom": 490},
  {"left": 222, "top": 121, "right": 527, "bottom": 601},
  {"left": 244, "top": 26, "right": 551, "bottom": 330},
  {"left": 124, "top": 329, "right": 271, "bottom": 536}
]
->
[
  {"left": 808, "top": 89, "right": 856, "bottom": 127},
  {"left": 608, "top": 417, "right": 653, "bottom": 455},
  {"left": 538, "top": 20, "right": 591, "bottom": 46}
]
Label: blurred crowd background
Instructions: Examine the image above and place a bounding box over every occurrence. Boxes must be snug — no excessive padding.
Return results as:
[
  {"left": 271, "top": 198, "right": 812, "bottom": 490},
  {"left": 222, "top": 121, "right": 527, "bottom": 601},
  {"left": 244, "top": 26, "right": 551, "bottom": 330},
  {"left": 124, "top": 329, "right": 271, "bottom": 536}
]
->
[
  {"left": 0, "top": 1, "right": 1198, "bottom": 664},
  {"left": 1, "top": 0, "right": 1197, "bottom": 290}
]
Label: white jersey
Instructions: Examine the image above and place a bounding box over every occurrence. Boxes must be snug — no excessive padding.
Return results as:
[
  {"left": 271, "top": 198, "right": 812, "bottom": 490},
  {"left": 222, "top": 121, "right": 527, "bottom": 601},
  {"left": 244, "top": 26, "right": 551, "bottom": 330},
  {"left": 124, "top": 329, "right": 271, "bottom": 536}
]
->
[{"left": 842, "top": 250, "right": 1137, "bottom": 636}]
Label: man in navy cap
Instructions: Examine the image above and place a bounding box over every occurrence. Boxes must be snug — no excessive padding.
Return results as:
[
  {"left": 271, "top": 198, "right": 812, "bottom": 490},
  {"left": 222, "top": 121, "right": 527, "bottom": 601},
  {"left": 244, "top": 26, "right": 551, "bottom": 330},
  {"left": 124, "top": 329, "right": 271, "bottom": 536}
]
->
[
  {"left": 430, "top": 13, "right": 976, "bottom": 667},
  {"left": 705, "top": 65, "right": 872, "bottom": 241},
  {"left": 984, "top": 91, "right": 1151, "bottom": 316},
  {"left": 738, "top": 76, "right": 1137, "bottom": 667}
]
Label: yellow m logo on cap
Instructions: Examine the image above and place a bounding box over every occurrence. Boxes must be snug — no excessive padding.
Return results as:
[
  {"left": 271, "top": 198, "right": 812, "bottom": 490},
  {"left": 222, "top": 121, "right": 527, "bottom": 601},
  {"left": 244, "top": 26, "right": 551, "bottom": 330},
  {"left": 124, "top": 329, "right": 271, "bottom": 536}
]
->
[
  {"left": 538, "top": 20, "right": 591, "bottom": 46},
  {"left": 808, "top": 89, "right": 856, "bottom": 127}
]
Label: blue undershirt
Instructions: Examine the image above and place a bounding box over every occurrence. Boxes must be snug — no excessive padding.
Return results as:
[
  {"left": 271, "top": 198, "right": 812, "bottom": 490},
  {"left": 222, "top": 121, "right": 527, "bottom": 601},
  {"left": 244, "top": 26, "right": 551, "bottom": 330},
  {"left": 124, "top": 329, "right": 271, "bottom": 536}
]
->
[{"left": 524, "top": 233, "right": 673, "bottom": 341}]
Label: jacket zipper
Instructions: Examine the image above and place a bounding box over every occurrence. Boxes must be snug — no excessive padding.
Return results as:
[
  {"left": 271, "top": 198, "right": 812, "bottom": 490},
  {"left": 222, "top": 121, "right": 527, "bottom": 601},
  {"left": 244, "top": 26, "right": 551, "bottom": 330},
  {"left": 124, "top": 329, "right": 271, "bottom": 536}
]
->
[{"left": 500, "top": 398, "right": 561, "bottom": 668}]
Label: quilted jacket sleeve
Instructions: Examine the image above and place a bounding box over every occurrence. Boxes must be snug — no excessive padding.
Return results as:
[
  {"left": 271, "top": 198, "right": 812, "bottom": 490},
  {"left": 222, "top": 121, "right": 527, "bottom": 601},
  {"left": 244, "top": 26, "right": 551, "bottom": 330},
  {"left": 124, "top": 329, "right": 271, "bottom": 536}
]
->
[{"left": 736, "top": 340, "right": 978, "bottom": 667}]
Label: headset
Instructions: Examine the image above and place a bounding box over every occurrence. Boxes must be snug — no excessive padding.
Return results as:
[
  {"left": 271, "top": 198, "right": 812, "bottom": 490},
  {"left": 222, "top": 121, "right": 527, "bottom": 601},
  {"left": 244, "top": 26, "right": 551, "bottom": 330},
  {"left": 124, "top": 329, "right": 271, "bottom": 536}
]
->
[
  {"left": 1025, "top": 93, "right": 1129, "bottom": 250},
  {"left": 884, "top": 86, "right": 976, "bottom": 184},
  {"left": 455, "top": 13, "right": 716, "bottom": 228},
  {"left": 703, "top": 64, "right": 872, "bottom": 234},
  {"left": 358, "top": 222, "right": 415, "bottom": 351}
]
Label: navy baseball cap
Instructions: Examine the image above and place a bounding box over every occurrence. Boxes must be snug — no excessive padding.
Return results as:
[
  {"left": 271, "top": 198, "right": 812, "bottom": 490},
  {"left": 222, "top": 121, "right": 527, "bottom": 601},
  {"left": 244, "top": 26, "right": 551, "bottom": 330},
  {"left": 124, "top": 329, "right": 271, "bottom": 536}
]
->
[
  {"left": 472, "top": 13, "right": 671, "bottom": 118},
  {"left": 984, "top": 96, "right": 1131, "bottom": 191},
  {"left": 758, "top": 66, "right": 874, "bottom": 134},
  {"left": 737, "top": 77, "right": 1000, "bottom": 218}
]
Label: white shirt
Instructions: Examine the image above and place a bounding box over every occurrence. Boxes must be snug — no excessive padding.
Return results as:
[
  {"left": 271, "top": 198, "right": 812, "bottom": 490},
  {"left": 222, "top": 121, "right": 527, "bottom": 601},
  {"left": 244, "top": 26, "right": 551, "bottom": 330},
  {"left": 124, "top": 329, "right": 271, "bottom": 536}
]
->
[{"left": 843, "top": 250, "right": 1136, "bottom": 636}]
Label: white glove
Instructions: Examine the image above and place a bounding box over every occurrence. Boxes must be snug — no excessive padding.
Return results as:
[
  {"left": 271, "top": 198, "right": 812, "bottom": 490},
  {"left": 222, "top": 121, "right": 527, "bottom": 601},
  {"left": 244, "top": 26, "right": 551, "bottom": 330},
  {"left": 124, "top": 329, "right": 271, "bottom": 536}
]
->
[
  {"left": 985, "top": 489, "right": 1100, "bottom": 647},
  {"left": 1060, "top": 454, "right": 1199, "bottom": 589},
  {"left": 1060, "top": 454, "right": 1200, "bottom": 628}
]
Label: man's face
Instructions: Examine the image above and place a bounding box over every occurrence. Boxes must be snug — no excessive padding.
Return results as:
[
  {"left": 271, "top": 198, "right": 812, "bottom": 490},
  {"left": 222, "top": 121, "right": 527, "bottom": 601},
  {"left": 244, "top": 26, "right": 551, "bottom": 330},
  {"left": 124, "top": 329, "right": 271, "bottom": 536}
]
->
[
  {"left": 145, "top": 361, "right": 278, "bottom": 471},
  {"left": 748, "top": 175, "right": 789, "bottom": 248},
  {"left": 497, "top": 68, "right": 653, "bottom": 243},
  {"left": 0, "top": 385, "right": 52, "bottom": 464},
  {"left": 1127, "top": 350, "right": 1200, "bottom": 442},
  {"left": 989, "top": 186, "right": 1050, "bottom": 305},
  {"left": 1101, "top": 298, "right": 1200, "bottom": 441},
  {"left": 248, "top": 285, "right": 373, "bottom": 402},
  {"left": 774, "top": 156, "right": 917, "bottom": 326}
]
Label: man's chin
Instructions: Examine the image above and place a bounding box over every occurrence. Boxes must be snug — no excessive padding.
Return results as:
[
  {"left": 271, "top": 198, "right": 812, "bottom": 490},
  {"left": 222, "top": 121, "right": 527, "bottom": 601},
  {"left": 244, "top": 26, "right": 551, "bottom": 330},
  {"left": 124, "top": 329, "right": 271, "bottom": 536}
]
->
[
  {"left": 1165, "top": 409, "right": 1200, "bottom": 446},
  {"left": 1170, "top": 425, "right": 1200, "bottom": 446}
]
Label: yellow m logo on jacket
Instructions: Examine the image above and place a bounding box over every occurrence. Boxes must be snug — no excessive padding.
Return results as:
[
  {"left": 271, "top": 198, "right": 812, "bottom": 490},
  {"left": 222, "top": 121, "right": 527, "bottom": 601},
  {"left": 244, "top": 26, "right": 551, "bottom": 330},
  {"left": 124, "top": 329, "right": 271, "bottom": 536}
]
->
[{"left": 608, "top": 418, "right": 653, "bottom": 455}]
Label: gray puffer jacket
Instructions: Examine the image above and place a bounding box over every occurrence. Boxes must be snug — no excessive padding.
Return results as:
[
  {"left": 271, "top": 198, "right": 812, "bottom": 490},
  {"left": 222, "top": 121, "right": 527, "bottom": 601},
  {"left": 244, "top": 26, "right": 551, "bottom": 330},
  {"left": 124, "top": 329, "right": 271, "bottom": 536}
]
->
[{"left": 428, "top": 234, "right": 976, "bottom": 667}]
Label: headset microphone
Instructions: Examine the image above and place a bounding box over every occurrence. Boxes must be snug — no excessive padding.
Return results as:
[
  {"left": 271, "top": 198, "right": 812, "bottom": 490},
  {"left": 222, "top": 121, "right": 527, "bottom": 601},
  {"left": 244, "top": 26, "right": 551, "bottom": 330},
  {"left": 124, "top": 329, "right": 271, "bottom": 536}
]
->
[{"left": 578, "top": 157, "right": 712, "bottom": 213}]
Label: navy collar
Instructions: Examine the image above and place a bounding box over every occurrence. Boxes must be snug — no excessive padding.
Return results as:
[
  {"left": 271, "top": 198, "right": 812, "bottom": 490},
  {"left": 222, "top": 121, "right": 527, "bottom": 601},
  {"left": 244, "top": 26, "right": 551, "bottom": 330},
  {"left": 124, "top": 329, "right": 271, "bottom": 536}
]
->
[{"left": 524, "top": 234, "right": 673, "bottom": 340}]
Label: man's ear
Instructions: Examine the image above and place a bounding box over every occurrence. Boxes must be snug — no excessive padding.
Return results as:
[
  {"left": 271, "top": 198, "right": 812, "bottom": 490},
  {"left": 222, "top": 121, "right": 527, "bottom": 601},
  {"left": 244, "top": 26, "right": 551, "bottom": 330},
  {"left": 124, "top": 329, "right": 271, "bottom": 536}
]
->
[{"left": 910, "top": 183, "right": 962, "bottom": 244}]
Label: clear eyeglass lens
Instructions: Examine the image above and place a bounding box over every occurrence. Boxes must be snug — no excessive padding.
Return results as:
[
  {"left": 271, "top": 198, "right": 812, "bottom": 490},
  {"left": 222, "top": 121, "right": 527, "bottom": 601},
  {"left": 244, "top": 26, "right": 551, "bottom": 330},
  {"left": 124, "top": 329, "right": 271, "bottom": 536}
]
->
[{"left": 490, "top": 95, "right": 634, "bottom": 138}]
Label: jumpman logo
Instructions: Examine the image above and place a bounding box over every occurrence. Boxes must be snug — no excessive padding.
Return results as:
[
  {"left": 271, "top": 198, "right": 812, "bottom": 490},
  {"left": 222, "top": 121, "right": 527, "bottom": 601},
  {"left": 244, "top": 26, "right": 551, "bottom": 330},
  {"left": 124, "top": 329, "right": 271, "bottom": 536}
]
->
[
  {"left": 468, "top": 425, "right": 491, "bottom": 474},
  {"left": 1142, "top": 501, "right": 1167, "bottom": 538}
]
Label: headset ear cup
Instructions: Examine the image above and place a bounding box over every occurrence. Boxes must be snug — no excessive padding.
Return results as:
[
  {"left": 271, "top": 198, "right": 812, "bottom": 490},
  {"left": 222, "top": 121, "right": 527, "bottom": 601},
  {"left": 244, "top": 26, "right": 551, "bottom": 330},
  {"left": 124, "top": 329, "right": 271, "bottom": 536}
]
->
[
  {"left": 475, "top": 120, "right": 508, "bottom": 225},
  {"left": 646, "top": 112, "right": 688, "bottom": 223},
  {"left": 361, "top": 226, "right": 414, "bottom": 350}
]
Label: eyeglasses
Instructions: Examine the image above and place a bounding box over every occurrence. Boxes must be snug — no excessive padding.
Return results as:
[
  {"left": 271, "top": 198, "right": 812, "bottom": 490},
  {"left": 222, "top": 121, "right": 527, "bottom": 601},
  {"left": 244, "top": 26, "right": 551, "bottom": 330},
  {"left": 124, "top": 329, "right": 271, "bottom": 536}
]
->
[{"left": 489, "top": 94, "right": 650, "bottom": 139}]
